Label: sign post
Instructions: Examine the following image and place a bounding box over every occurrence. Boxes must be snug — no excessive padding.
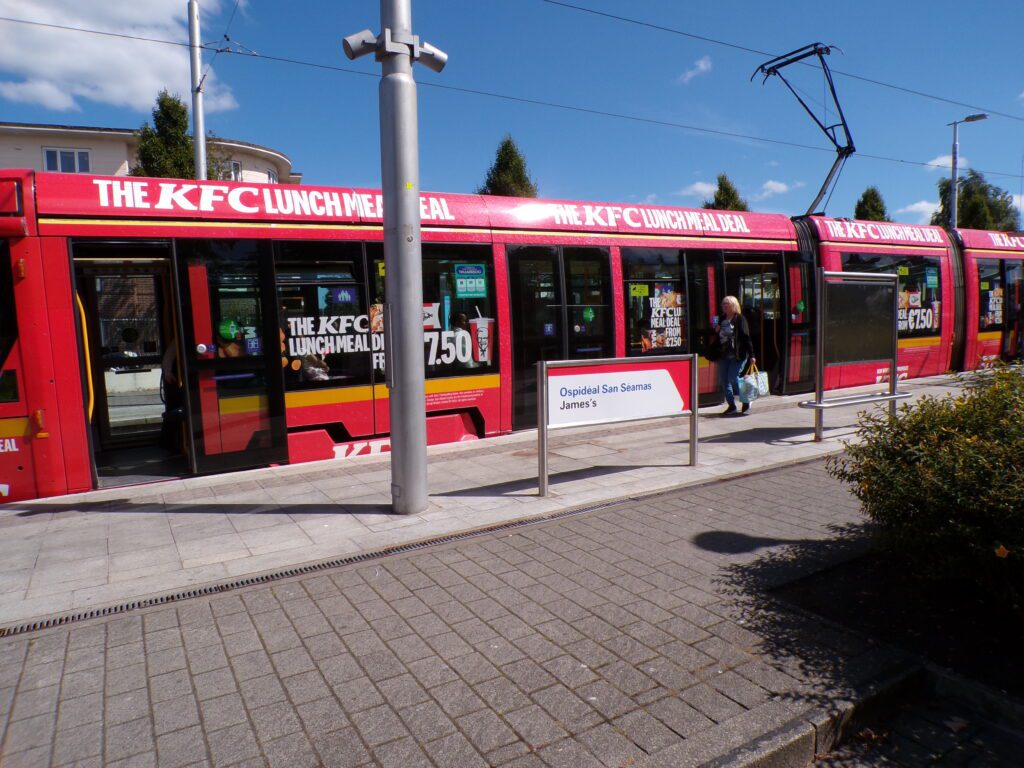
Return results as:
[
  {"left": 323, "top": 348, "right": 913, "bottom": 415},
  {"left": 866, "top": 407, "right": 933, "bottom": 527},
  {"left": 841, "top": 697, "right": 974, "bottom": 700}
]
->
[{"left": 537, "top": 355, "right": 699, "bottom": 496}]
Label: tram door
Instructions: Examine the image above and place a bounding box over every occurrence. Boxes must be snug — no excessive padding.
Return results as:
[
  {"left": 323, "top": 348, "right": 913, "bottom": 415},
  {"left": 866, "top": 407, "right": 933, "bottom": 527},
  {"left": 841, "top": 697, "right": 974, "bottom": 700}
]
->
[
  {"left": 1003, "top": 261, "right": 1023, "bottom": 361},
  {"left": 723, "top": 256, "right": 784, "bottom": 392},
  {"left": 508, "top": 246, "right": 613, "bottom": 430},
  {"left": 176, "top": 240, "right": 288, "bottom": 474},
  {"left": 73, "top": 243, "right": 186, "bottom": 485}
]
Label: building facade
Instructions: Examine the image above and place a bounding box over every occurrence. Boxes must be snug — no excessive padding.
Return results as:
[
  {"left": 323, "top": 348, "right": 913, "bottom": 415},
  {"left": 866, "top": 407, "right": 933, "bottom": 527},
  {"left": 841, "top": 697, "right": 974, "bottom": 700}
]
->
[{"left": 0, "top": 122, "right": 301, "bottom": 183}]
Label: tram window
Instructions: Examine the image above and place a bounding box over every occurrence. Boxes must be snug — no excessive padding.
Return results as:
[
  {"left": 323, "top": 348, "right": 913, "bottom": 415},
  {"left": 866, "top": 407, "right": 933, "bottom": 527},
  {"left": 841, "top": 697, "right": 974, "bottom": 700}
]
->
[
  {"left": 622, "top": 248, "right": 686, "bottom": 355},
  {"left": 368, "top": 243, "right": 497, "bottom": 379},
  {"left": 179, "top": 240, "right": 265, "bottom": 359},
  {"left": 0, "top": 241, "right": 16, "bottom": 372},
  {"left": 977, "top": 259, "right": 1004, "bottom": 331},
  {"left": 275, "top": 241, "right": 372, "bottom": 389},
  {"left": 841, "top": 253, "right": 942, "bottom": 338}
]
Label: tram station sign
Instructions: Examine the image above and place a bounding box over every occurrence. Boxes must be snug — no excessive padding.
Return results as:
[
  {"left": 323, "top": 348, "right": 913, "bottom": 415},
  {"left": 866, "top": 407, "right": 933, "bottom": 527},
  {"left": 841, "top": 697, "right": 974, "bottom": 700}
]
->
[
  {"left": 545, "top": 359, "right": 693, "bottom": 429},
  {"left": 537, "top": 355, "right": 698, "bottom": 495}
]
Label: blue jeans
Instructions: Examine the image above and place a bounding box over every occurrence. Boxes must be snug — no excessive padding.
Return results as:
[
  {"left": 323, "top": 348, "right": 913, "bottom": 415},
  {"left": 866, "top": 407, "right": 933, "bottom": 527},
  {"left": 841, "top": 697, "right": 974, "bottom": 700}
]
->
[{"left": 718, "top": 356, "right": 747, "bottom": 408}]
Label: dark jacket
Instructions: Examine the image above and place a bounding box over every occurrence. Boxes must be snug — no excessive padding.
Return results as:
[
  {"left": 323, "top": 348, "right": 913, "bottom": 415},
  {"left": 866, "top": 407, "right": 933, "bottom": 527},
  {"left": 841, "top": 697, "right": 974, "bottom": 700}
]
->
[{"left": 713, "top": 313, "right": 753, "bottom": 362}]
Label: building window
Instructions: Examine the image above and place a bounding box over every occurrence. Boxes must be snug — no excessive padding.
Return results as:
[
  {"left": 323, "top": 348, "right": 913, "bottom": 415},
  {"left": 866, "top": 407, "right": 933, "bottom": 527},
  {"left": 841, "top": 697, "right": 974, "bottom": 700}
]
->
[
  {"left": 266, "top": 168, "right": 278, "bottom": 184},
  {"left": 230, "top": 161, "right": 242, "bottom": 181},
  {"left": 43, "top": 148, "right": 90, "bottom": 173}
]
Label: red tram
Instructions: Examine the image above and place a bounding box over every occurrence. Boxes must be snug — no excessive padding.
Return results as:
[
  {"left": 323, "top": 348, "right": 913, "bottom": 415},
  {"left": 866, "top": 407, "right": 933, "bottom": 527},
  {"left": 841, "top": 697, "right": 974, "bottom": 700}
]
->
[{"left": 0, "top": 169, "right": 1019, "bottom": 502}]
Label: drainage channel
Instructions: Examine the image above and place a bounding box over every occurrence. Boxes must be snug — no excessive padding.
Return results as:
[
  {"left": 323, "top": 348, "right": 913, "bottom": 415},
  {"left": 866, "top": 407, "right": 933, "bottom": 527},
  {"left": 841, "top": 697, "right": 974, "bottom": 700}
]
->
[
  {"left": 0, "top": 454, "right": 830, "bottom": 639},
  {"left": 0, "top": 496, "right": 632, "bottom": 639}
]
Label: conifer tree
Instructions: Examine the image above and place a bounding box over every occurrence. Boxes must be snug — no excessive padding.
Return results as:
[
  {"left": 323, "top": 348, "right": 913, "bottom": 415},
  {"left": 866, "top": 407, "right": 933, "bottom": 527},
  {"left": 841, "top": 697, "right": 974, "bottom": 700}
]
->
[
  {"left": 702, "top": 174, "right": 748, "bottom": 211},
  {"left": 854, "top": 186, "right": 890, "bottom": 221},
  {"left": 478, "top": 135, "right": 538, "bottom": 197},
  {"left": 131, "top": 90, "right": 229, "bottom": 180}
]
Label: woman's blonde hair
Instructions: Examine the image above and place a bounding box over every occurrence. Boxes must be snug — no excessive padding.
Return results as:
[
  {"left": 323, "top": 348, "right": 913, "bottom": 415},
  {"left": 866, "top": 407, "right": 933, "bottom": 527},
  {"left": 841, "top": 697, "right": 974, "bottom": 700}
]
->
[{"left": 722, "top": 295, "right": 742, "bottom": 315}]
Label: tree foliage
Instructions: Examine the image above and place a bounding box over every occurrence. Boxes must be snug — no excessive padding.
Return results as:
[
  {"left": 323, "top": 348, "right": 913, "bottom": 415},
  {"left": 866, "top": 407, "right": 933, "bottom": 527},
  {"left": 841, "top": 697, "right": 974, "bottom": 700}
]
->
[
  {"left": 930, "top": 169, "right": 1019, "bottom": 231},
  {"left": 478, "top": 135, "right": 538, "bottom": 198},
  {"left": 854, "top": 186, "right": 890, "bottom": 221},
  {"left": 702, "top": 174, "right": 749, "bottom": 211},
  {"left": 131, "top": 90, "right": 228, "bottom": 180}
]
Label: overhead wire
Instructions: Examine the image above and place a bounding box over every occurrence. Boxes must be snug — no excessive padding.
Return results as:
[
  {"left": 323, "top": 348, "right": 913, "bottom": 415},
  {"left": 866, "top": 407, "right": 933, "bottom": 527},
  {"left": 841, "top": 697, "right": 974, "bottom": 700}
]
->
[
  {"left": 541, "top": 0, "right": 1024, "bottom": 125},
  {"left": 0, "top": 14, "right": 1020, "bottom": 181}
]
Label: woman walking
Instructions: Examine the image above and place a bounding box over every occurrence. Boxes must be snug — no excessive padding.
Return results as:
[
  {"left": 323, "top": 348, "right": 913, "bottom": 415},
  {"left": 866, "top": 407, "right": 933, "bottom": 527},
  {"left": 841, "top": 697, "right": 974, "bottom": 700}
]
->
[{"left": 714, "top": 296, "right": 755, "bottom": 415}]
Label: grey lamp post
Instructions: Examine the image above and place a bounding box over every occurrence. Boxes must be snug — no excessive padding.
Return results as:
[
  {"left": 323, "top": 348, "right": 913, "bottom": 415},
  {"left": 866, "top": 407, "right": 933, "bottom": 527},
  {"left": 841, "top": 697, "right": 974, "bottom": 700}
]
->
[
  {"left": 948, "top": 113, "right": 987, "bottom": 229},
  {"left": 343, "top": 2, "right": 447, "bottom": 515}
]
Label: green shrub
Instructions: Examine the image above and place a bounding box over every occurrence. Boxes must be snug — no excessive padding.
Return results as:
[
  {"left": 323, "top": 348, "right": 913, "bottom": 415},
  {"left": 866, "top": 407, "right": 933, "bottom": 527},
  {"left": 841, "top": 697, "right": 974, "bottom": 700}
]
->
[{"left": 828, "top": 366, "right": 1024, "bottom": 609}]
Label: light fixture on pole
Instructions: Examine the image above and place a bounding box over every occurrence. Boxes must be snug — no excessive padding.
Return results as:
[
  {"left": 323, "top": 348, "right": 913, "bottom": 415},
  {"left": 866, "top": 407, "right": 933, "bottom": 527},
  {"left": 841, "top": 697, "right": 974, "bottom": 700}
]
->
[
  {"left": 344, "top": 1, "right": 447, "bottom": 515},
  {"left": 948, "top": 113, "right": 987, "bottom": 229}
]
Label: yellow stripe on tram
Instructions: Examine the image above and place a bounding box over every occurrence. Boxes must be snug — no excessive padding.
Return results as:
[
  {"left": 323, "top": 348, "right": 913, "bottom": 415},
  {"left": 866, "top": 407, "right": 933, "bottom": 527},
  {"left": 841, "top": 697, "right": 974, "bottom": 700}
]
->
[
  {"left": 0, "top": 418, "right": 31, "bottom": 439},
  {"left": 218, "top": 396, "right": 267, "bottom": 416},
  {"left": 897, "top": 336, "right": 942, "bottom": 349},
  {"left": 285, "top": 386, "right": 374, "bottom": 408}
]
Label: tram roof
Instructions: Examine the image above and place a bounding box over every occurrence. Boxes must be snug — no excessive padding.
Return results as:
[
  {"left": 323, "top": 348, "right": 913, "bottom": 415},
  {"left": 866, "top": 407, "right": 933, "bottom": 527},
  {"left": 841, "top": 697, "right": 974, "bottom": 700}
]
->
[
  {"left": 807, "top": 216, "right": 950, "bottom": 250},
  {"left": 957, "top": 228, "right": 1024, "bottom": 253},
  {"left": 26, "top": 171, "right": 797, "bottom": 244}
]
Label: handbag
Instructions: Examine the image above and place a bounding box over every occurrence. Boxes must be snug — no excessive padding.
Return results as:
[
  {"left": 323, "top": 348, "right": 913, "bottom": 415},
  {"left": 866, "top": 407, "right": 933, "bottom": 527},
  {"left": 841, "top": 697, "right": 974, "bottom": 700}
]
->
[{"left": 739, "top": 363, "right": 770, "bottom": 403}]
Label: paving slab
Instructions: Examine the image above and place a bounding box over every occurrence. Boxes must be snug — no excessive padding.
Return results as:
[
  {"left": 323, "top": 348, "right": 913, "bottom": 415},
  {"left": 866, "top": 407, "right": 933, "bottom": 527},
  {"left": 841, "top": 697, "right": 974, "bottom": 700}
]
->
[
  {"left": 0, "top": 375, "right": 961, "bottom": 629},
  {"left": 0, "top": 457, "right": 920, "bottom": 767}
]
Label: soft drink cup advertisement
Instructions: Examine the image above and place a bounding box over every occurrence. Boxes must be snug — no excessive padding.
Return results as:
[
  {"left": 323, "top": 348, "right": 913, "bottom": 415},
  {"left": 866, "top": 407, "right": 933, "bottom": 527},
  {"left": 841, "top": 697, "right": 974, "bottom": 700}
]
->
[{"left": 471, "top": 307, "right": 494, "bottom": 363}]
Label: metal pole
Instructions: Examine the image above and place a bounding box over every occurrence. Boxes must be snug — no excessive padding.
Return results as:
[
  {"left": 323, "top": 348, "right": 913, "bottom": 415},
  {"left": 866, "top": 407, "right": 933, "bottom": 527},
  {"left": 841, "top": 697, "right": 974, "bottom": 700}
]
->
[
  {"left": 814, "top": 268, "right": 825, "bottom": 441},
  {"left": 188, "top": 0, "right": 207, "bottom": 180},
  {"left": 688, "top": 354, "right": 698, "bottom": 466},
  {"left": 537, "top": 362, "right": 549, "bottom": 496},
  {"left": 379, "top": 0, "right": 428, "bottom": 514},
  {"left": 950, "top": 120, "right": 959, "bottom": 230},
  {"left": 889, "top": 274, "right": 898, "bottom": 419}
]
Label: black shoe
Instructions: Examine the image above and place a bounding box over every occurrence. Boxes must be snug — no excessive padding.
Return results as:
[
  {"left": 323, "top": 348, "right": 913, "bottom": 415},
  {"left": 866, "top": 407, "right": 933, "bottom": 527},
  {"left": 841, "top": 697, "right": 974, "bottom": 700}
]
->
[
  {"left": 722, "top": 405, "right": 737, "bottom": 416},
  {"left": 741, "top": 402, "right": 750, "bottom": 414}
]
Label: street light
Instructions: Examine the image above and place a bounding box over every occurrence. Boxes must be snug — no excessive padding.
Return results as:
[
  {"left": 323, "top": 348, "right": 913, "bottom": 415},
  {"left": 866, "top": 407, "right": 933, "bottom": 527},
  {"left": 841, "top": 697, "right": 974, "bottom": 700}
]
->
[{"left": 948, "top": 113, "right": 987, "bottom": 229}]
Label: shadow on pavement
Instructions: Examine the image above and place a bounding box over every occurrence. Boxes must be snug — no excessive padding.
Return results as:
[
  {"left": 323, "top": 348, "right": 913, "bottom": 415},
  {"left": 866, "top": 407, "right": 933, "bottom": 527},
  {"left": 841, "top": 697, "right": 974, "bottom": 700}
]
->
[
  {"left": 710, "top": 522, "right": 913, "bottom": 712},
  {"left": 691, "top": 530, "right": 811, "bottom": 555}
]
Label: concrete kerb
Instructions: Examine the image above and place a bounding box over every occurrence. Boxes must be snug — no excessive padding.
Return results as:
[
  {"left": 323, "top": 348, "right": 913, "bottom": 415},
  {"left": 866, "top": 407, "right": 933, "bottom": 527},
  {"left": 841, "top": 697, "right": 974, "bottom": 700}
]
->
[{"left": 717, "top": 661, "right": 1024, "bottom": 768}]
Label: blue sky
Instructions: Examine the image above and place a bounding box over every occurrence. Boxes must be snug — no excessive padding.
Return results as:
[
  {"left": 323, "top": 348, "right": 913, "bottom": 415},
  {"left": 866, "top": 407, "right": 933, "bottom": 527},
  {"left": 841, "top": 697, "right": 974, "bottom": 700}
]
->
[{"left": 2, "top": 0, "right": 1023, "bottom": 224}]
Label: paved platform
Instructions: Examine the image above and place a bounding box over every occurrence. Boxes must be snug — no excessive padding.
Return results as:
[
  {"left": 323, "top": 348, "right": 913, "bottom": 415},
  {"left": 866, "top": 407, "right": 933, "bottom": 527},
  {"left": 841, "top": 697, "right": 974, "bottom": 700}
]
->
[
  {"left": 0, "top": 459, "right": 914, "bottom": 768},
  {"left": 0, "top": 375, "right": 962, "bottom": 629}
]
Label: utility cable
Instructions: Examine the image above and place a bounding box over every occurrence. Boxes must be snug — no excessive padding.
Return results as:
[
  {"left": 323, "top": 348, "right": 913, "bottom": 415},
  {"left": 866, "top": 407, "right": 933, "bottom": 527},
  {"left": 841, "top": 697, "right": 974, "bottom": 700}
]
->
[
  {"left": 0, "top": 14, "right": 1020, "bottom": 180},
  {"left": 541, "top": 0, "right": 1024, "bottom": 125}
]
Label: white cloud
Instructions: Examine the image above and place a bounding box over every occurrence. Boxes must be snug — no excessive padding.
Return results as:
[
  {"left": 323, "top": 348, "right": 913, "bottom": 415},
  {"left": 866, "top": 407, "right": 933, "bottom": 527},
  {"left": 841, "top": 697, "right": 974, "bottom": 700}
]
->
[
  {"left": 643, "top": 193, "right": 657, "bottom": 204},
  {"left": 1014, "top": 194, "right": 1024, "bottom": 213},
  {"left": 896, "top": 200, "right": 939, "bottom": 224},
  {"left": 676, "top": 181, "right": 716, "bottom": 198},
  {"left": 0, "top": 0, "right": 238, "bottom": 113},
  {"left": 753, "top": 179, "right": 804, "bottom": 200},
  {"left": 678, "top": 55, "right": 712, "bottom": 85},
  {"left": 925, "top": 154, "right": 969, "bottom": 172}
]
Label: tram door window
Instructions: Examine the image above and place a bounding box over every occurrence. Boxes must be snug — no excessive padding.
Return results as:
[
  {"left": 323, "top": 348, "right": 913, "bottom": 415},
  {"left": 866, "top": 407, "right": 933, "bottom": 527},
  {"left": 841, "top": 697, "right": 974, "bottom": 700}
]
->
[
  {"left": 1005, "top": 261, "right": 1024, "bottom": 361},
  {"left": 72, "top": 242, "right": 186, "bottom": 485},
  {"left": 508, "top": 245, "right": 612, "bottom": 430},
  {"left": 723, "top": 256, "right": 784, "bottom": 392},
  {"left": 0, "top": 240, "right": 17, "bottom": 403},
  {"left": 176, "top": 240, "right": 287, "bottom": 475},
  {"left": 783, "top": 253, "right": 815, "bottom": 393}
]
